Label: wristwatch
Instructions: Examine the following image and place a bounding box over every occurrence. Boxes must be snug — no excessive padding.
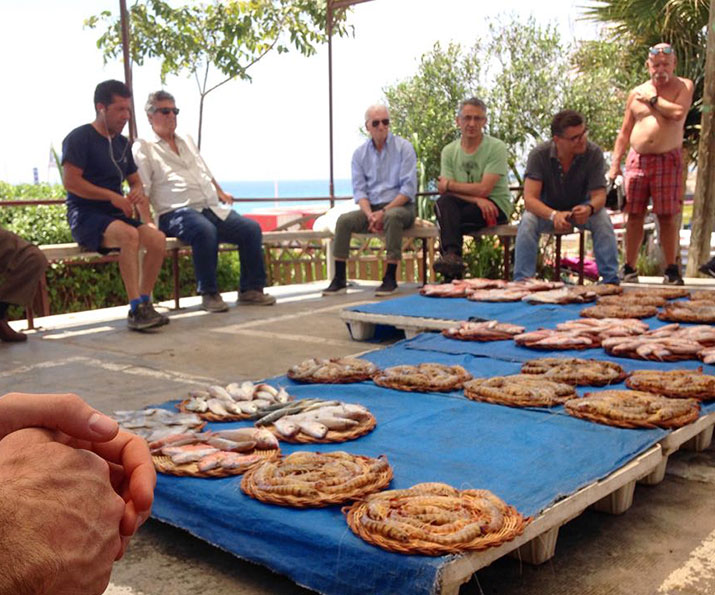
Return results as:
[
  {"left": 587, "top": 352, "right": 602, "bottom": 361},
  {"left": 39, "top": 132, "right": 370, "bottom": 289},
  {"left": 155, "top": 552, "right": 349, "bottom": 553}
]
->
[
  {"left": 649, "top": 95, "right": 658, "bottom": 107},
  {"left": 586, "top": 204, "right": 595, "bottom": 216},
  {"left": 549, "top": 210, "right": 557, "bottom": 222}
]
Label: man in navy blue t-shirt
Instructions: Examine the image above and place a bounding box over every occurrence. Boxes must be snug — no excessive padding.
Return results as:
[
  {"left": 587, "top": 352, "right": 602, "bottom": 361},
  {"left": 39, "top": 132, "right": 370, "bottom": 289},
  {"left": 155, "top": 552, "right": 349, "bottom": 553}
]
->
[{"left": 62, "top": 80, "right": 168, "bottom": 331}]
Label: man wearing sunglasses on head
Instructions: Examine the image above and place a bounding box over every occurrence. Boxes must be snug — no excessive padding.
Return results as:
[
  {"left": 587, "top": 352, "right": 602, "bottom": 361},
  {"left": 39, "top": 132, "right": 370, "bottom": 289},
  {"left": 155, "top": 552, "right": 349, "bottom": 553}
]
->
[
  {"left": 609, "top": 43, "right": 693, "bottom": 285},
  {"left": 433, "top": 97, "right": 513, "bottom": 281},
  {"left": 133, "top": 91, "right": 275, "bottom": 312},
  {"left": 514, "top": 110, "right": 620, "bottom": 285},
  {"left": 323, "top": 104, "right": 417, "bottom": 297}
]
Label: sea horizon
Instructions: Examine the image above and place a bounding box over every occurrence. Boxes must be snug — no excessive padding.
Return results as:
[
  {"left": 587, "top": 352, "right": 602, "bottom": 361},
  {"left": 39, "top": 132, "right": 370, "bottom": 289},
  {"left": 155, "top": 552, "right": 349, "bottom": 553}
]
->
[{"left": 222, "top": 178, "right": 353, "bottom": 214}]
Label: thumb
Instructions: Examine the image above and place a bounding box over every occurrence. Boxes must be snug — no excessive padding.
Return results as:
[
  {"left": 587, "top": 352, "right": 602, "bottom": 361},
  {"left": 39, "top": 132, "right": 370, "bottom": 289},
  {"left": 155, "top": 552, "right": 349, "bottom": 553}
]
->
[{"left": 0, "top": 392, "right": 118, "bottom": 442}]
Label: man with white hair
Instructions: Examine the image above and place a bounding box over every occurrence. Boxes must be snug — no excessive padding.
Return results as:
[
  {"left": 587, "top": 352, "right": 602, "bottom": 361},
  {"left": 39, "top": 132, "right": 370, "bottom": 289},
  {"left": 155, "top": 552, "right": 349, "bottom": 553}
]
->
[
  {"left": 133, "top": 90, "right": 275, "bottom": 312},
  {"left": 609, "top": 42, "right": 693, "bottom": 285},
  {"left": 322, "top": 104, "right": 417, "bottom": 296}
]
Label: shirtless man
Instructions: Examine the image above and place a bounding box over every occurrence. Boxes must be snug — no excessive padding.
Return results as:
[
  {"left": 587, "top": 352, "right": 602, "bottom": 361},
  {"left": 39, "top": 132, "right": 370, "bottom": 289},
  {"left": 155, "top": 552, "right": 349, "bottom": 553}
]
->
[{"left": 609, "top": 43, "right": 693, "bottom": 285}]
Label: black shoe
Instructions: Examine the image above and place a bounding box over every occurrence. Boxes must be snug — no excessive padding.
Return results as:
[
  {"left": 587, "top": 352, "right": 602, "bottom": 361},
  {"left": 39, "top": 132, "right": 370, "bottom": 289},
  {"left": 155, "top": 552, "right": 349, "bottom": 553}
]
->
[
  {"left": 434, "top": 253, "right": 465, "bottom": 278},
  {"left": 698, "top": 257, "right": 715, "bottom": 278},
  {"left": 619, "top": 264, "right": 639, "bottom": 283},
  {"left": 663, "top": 264, "right": 684, "bottom": 286},
  {"left": 375, "top": 276, "right": 398, "bottom": 297},
  {"left": 322, "top": 277, "right": 347, "bottom": 296},
  {"left": 146, "top": 302, "right": 170, "bottom": 325},
  {"left": 128, "top": 302, "right": 165, "bottom": 331}
]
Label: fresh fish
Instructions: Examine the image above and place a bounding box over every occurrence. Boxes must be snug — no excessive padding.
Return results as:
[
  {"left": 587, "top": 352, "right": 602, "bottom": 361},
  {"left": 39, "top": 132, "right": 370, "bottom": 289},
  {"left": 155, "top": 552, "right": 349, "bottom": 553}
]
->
[
  {"left": 254, "top": 383, "right": 278, "bottom": 398},
  {"left": 163, "top": 444, "right": 219, "bottom": 464},
  {"left": 197, "top": 451, "right": 227, "bottom": 472},
  {"left": 208, "top": 385, "right": 233, "bottom": 401},
  {"left": 206, "top": 437, "right": 257, "bottom": 452},
  {"left": 206, "top": 398, "right": 230, "bottom": 416},
  {"left": 295, "top": 419, "right": 328, "bottom": 439},
  {"left": 236, "top": 401, "right": 259, "bottom": 414},
  {"left": 188, "top": 390, "right": 211, "bottom": 400},
  {"left": 275, "top": 388, "right": 291, "bottom": 403},
  {"left": 273, "top": 417, "right": 299, "bottom": 437},
  {"left": 219, "top": 452, "right": 263, "bottom": 470},
  {"left": 149, "top": 432, "right": 200, "bottom": 453},
  {"left": 213, "top": 428, "right": 260, "bottom": 442},
  {"left": 184, "top": 398, "right": 208, "bottom": 413},
  {"left": 225, "top": 382, "right": 253, "bottom": 401},
  {"left": 314, "top": 416, "right": 358, "bottom": 431},
  {"left": 253, "top": 429, "right": 280, "bottom": 449}
]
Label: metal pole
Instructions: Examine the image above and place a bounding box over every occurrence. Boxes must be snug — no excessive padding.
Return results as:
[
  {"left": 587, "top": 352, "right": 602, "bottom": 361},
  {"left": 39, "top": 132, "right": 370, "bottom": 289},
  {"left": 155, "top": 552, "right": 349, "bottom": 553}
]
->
[
  {"left": 327, "top": 1, "right": 335, "bottom": 207},
  {"left": 119, "top": 0, "right": 137, "bottom": 142}
]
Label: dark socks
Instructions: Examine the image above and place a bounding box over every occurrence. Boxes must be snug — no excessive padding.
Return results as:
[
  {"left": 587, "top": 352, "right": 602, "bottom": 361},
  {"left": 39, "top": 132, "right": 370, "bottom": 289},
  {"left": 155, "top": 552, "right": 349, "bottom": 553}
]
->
[
  {"left": 130, "top": 298, "right": 142, "bottom": 313},
  {"left": 0, "top": 302, "right": 8, "bottom": 319},
  {"left": 335, "top": 260, "right": 346, "bottom": 281},
  {"left": 385, "top": 263, "right": 397, "bottom": 280}
]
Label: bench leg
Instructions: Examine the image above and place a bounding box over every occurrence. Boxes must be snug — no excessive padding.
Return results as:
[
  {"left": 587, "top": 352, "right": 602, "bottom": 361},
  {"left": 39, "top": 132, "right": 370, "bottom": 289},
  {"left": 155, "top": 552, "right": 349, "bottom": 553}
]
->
[
  {"left": 172, "top": 248, "right": 181, "bottom": 309},
  {"left": 502, "top": 237, "right": 512, "bottom": 281},
  {"left": 420, "top": 237, "right": 427, "bottom": 286},
  {"left": 578, "top": 230, "right": 585, "bottom": 285},
  {"left": 555, "top": 235, "right": 562, "bottom": 280}
]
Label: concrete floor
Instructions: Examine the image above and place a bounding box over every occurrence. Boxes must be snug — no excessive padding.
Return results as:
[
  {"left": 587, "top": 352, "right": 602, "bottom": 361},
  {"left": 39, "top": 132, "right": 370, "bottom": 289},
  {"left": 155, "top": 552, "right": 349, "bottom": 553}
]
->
[{"left": 2, "top": 280, "right": 715, "bottom": 595}]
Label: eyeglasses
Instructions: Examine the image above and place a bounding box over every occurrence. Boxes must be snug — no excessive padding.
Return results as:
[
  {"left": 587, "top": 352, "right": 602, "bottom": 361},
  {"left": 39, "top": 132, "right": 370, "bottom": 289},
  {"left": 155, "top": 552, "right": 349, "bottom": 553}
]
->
[
  {"left": 154, "top": 107, "right": 180, "bottom": 115},
  {"left": 461, "top": 115, "right": 486, "bottom": 123},
  {"left": 561, "top": 128, "right": 588, "bottom": 143},
  {"left": 649, "top": 46, "right": 673, "bottom": 56},
  {"left": 370, "top": 118, "right": 390, "bottom": 128}
]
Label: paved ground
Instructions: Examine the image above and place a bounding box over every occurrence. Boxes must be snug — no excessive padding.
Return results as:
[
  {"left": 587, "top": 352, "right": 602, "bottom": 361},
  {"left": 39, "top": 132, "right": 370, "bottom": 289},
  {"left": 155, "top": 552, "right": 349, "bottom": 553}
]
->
[{"left": 3, "top": 279, "right": 715, "bottom": 595}]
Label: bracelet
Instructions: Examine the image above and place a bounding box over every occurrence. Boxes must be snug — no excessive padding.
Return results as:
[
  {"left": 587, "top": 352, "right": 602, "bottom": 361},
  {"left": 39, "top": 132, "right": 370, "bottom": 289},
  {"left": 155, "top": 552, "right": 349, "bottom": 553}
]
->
[
  {"left": 549, "top": 210, "right": 557, "bottom": 222},
  {"left": 587, "top": 204, "right": 595, "bottom": 216}
]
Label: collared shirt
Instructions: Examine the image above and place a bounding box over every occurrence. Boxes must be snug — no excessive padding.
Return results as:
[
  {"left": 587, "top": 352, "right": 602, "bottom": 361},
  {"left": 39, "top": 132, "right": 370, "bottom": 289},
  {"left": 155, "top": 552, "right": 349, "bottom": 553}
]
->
[
  {"left": 351, "top": 132, "right": 417, "bottom": 206},
  {"left": 132, "top": 133, "right": 232, "bottom": 220},
  {"left": 524, "top": 140, "right": 606, "bottom": 211}
]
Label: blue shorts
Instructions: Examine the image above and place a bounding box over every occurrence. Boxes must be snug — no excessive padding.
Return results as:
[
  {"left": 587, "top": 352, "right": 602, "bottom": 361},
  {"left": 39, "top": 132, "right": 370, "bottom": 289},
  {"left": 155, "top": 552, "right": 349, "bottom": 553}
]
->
[{"left": 67, "top": 206, "right": 143, "bottom": 253}]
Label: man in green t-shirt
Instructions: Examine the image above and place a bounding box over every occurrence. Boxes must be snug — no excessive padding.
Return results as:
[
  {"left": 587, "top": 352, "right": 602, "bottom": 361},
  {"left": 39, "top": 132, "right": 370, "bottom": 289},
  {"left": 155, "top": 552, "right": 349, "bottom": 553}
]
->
[{"left": 434, "top": 97, "right": 514, "bottom": 280}]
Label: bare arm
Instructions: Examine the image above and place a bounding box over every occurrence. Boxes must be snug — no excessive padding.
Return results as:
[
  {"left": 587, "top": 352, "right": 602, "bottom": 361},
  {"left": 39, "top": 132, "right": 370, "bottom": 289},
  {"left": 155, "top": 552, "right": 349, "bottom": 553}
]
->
[
  {"left": 523, "top": 178, "right": 572, "bottom": 232},
  {"left": 608, "top": 92, "right": 637, "bottom": 179},
  {"left": 444, "top": 173, "right": 501, "bottom": 200},
  {"left": 211, "top": 178, "right": 234, "bottom": 204},
  {"left": 63, "top": 162, "right": 132, "bottom": 218},
  {"left": 125, "top": 172, "right": 153, "bottom": 223},
  {"left": 648, "top": 78, "right": 694, "bottom": 121},
  {"left": 571, "top": 188, "right": 607, "bottom": 226}
]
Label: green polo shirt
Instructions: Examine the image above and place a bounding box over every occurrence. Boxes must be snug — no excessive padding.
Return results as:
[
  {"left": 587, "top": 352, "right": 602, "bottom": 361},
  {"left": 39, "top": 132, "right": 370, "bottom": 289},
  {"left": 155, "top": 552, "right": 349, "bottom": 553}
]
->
[{"left": 440, "top": 135, "right": 514, "bottom": 218}]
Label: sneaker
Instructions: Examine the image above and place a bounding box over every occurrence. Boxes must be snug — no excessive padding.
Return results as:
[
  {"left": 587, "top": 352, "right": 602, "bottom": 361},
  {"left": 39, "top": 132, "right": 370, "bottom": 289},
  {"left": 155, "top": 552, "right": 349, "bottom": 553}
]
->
[
  {"left": 663, "top": 264, "right": 684, "bottom": 286},
  {"left": 238, "top": 289, "right": 276, "bottom": 306},
  {"left": 698, "top": 257, "right": 715, "bottom": 278},
  {"left": 375, "top": 276, "right": 398, "bottom": 296},
  {"left": 128, "top": 302, "right": 165, "bottom": 331},
  {"left": 201, "top": 292, "right": 229, "bottom": 313},
  {"left": 619, "top": 264, "right": 639, "bottom": 283},
  {"left": 322, "top": 278, "right": 347, "bottom": 296},
  {"left": 144, "top": 302, "right": 170, "bottom": 325},
  {"left": 434, "top": 253, "right": 465, "bottom": 278}
]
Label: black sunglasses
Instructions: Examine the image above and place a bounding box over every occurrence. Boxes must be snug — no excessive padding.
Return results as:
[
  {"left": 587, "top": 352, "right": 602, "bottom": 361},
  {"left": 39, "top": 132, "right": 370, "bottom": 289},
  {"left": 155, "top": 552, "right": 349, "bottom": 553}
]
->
[
  {"left": 155, "top": 107, "right": 180, "bottom": 115},
  {"left": 370, "top": 118, "right": 390, "bottom": 128},
  {"left": 649, "top": 46, "right": 673, "bottom": 55}
]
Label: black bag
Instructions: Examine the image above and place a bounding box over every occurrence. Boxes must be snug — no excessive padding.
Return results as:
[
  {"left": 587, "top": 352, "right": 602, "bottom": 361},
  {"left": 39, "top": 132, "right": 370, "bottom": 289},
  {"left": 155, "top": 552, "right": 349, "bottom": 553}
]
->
[{"left": 605, "top": 177, "right": 625, "bottom": 211}]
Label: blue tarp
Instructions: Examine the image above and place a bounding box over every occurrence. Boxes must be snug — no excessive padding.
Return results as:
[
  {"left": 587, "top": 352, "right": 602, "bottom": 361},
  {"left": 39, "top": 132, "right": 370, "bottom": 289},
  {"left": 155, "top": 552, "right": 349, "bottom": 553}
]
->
[
  {"left": 152, "top": 340, "right": 671, "bottom": 595},
  {"left": 347, "top": 293, "right": 680, "bottom": 331}
]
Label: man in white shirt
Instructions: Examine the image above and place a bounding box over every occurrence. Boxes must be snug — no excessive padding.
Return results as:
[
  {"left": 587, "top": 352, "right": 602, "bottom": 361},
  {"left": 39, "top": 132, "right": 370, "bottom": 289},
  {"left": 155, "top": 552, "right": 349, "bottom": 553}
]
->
[{"left": 133, "top": 91, "right": 275, "bottom": 312}]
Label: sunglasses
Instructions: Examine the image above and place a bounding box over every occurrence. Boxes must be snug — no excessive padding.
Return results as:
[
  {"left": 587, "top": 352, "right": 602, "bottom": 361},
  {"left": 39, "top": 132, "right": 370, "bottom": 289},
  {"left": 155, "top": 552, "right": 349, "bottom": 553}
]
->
[
  {"left": 649, "top": 46, "right": 673, "bottom": 55},
  {"left": 155, "top": 107, "right": 180, "bottom": 115},
  {"left": 370, "top": 118, "right": 390, "bottom": 128}
]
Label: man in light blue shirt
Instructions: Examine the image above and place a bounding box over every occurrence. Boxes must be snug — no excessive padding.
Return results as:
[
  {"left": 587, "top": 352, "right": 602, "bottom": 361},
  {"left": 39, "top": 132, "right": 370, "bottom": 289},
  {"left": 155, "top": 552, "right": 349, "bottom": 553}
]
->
[{"left": 323, "top": 104, "right": 417, "bottom": 297}]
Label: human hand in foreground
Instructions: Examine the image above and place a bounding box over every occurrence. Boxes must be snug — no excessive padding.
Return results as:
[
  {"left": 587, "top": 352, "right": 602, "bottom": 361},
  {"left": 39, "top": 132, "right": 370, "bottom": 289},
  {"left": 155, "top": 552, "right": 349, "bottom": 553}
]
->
[
  {"left": 0, "top": 393, "right": 156, "bottom": 552},
  {"left": 474, "top": 197, "right": 498, "bottom": 227},
  {"left": 217, "top": 189, "right": 235, "bottom": 204},
  {"left": 369, "top": 209, "right": 385, "bottom": 232},
  {"left": 0, "top": 427, "right": 125, "bottom": 594}
]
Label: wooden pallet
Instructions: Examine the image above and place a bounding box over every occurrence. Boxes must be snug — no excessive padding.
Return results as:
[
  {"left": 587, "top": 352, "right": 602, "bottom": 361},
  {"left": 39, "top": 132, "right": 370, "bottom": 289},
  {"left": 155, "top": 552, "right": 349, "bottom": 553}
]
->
[{"left": 340, "top": 310, "right": 452, "bottom": 340}]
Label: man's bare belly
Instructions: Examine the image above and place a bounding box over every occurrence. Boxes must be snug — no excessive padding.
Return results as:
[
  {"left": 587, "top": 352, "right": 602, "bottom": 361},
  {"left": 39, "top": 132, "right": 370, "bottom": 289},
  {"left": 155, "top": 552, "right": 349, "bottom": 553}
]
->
[{"left": 630, "top": 116, "right": 683, "bottom": 155}]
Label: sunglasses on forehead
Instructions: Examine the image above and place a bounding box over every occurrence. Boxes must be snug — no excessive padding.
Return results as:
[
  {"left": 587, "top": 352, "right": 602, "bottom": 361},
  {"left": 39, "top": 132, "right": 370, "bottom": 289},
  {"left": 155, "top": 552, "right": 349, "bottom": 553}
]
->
[
  {"left": 370, "top": 118, "right": 390, "bottom": 128},
  {"left": 649, "top": 46, "right": 673, "bottom": 55},
  {"left": 154, "top": 107, "right": 180, "bottom": 115}
]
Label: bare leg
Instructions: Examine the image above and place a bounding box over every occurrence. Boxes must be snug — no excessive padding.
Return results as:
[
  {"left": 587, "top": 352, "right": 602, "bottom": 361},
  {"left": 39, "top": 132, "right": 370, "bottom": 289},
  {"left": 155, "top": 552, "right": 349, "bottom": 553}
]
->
[
  {"left": 102, "top": 221, "right": 141, "bottom": 301},
  {"left": 137, "top": 225, "right": 166, "bottom": 296},
  {"left": 657, "top": 213, "right": 680, "bottom": 267},
  {"left": 624, "top": 212, "right": 646, "bottom": 269}
]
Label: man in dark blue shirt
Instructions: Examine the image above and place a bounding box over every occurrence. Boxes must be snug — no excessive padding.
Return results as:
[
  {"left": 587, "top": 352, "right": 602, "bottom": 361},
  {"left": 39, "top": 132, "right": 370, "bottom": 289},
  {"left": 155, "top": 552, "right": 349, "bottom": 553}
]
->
[
  {"left": 62, "top": 80, "right": 168, "bottom": 331},
  {"left": 513, "top": 110, "right": 619, "bottom": 284}
]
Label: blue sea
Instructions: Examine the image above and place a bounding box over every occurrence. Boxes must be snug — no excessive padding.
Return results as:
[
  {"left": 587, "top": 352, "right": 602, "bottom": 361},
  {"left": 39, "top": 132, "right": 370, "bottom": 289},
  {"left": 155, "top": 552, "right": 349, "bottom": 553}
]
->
[{"left": 222, "top": 179, "right": 353, "bottom": 213}]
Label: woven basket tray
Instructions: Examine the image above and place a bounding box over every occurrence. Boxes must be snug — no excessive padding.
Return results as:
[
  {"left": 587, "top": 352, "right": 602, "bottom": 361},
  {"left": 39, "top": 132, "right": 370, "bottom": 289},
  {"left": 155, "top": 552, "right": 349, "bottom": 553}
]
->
[
  {"left": 266, "top": 412, "right": 377, "bottom": 443},
  {"left": 463, "top": 377, "right": 575, "bottom": 408},
  {"left": 153, "top": 447, "right": 279, "bottom": 478},
  {"left": 241, "top": 452, "right": 393, "bottom": 507},
  {"left": 564, "top": 392, "right": 700, "bottom": 429},
  {"left": 373, "top": 364, "right": 471, "bottom": 393},
  {"left": 657, "top": 309, "right": 715, "bottom": 324},
  {"left": 603, "top": 347, "right": 698, "bottom": 362},
  {"left": 581, "top": 304, "right": 658, "bottom": 319},
  {"left": 343, "top": 485, "right": 530, "bottom": 555},
  {"left": 625, "top": 370, "right": 715, "bottom": 400},
  {"left": 520, "top": 358, "right": 628, "bottom": 387}
]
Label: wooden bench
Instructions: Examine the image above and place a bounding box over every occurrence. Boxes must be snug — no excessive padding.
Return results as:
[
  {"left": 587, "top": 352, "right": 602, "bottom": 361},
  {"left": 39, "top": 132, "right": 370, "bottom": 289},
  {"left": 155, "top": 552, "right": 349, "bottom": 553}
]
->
[
  {"left": 326, "top": 218, "right": 439, "bottom": 284},
  {"left": 468, "top": 224, "right": 586, "bottom": 283}
]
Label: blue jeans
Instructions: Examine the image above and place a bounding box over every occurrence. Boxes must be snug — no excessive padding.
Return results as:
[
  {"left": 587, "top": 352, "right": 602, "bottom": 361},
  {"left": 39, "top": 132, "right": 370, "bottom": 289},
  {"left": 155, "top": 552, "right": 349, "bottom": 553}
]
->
[
  {"left": 159, "top": 208, "right": 266, "bottom": 294},
  {"left": 513, "top": 208, "right": 619, "bottom": 284}
]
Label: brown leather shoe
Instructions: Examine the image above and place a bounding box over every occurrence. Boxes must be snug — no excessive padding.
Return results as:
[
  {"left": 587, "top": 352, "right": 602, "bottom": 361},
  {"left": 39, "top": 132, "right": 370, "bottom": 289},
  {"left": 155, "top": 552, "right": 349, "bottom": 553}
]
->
[
  {"left": 0, "top": 319, "right": 27, "bottom": 342},
  {"left": 238, "top": 290, "right": 276, "bottom": 306}
]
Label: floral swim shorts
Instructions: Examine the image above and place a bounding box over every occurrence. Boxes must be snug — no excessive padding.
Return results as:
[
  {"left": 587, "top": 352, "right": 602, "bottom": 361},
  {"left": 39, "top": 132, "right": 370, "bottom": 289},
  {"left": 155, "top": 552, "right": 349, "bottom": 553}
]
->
[{"left": 623, "top": 147, "right": 683, "bottom": 216}]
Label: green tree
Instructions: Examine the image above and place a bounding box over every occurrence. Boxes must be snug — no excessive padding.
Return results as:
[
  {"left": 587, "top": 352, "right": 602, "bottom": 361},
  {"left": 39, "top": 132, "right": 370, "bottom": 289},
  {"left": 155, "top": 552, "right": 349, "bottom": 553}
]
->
[
  {"left": 87, "top": 0, "right": 351, "bottom": 147},
  {"left": 384, "top": 41, "right": 484, "bottom": 219}
]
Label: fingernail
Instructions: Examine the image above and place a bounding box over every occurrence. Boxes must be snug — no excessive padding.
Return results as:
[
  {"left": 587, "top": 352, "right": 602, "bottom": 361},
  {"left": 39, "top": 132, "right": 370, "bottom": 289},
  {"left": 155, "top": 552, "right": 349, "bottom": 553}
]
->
[{"left": 89, "top": 412, "right": 118, "bottom": 436}]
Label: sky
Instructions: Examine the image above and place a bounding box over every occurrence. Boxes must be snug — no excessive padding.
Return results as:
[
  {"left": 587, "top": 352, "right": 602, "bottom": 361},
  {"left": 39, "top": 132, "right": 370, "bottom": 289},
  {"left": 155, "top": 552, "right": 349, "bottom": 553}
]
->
[{"left": 0, "top": 0, "right": 601, "bottom": 185}]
